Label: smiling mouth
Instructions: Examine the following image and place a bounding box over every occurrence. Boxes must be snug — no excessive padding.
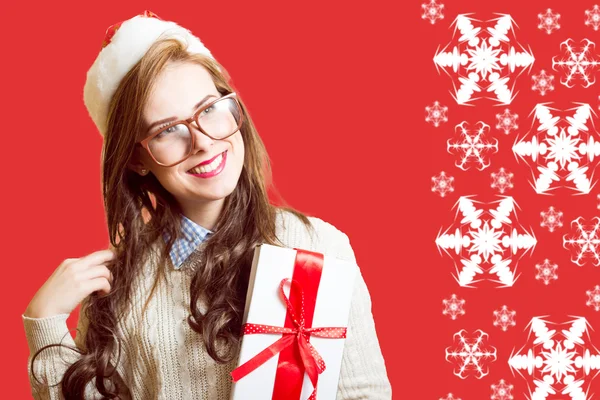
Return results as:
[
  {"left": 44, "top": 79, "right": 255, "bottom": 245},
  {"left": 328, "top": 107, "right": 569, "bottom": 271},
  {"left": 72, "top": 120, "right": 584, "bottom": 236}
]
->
[
  {"left": 186, "top": 150, "right": 227, "bottom": 176},
  {"left": 187, "top": 151, "right": 226, "bottom": 173}
]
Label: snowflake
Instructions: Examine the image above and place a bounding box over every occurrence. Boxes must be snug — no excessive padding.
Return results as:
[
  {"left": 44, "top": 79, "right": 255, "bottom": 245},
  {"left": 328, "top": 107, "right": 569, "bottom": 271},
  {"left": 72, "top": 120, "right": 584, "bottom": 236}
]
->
[
  {"left": 432, "top": 171, "right": 455, "bottom": 198},
  {"left": 587, "top": 285, "right": 600, "bottom": 311},
  {"left": 425, "top": 101, "right": 448, "bottom": 127},
  {"left": 443, "top": 294, "right": 466, "bottom": 320},
  {"left": 447, "top": 121, "right": 499, "bottom": 171},
  {"left": 535, "top": 259, "right": 559, "bottom": 285},
  {"left": 552, "top": 38, "right": 600, "bottom": 88},
  {"left": 563, "top": 216, "right": 600, "bottom": 266},
  {"left": 510, "top": 316, "right": 600, "bottom": 399},
  {"left": 491, "top": 379, "right": 514, "bottom": 400},
  {"left": 540, "top": 206, "right": 563, "bottom": 232},
  {"left": 585, "top": 5, "right": 600, "bottom": 31},
  {"left": 436, "top": 196, "right": 537, "bottom": 288},
  {"left": 493, "top": 305, "right": 516, "bottom": 331},
  {"left": 422, "top": 0, "right": 444, "bottom": 24},
  {"left": 445, "top": 329, "right": 497, "bottom": 379},
  {"left": 496, "top": 109, "right": 519, "bottom": 135},
  {"left": 434, "top": 14, "right": 534, "bottom": 105},
  {"left": 440, "top": 394, "right": 461, "bottom": 400},
  {"left": 491, "top": 168, "right": 514, "bottom": 194},
  {"left": 512, "top": 103, "right": 600, "bottom": 195},
  {"left": 538, "top": 9, "right": 561, "bottom": 34},
  {"left": 597, "top": 193, "right": 600, "bottom": 209},
  {"left": 531, "top": 70, "right": 555, "bottom": 96}
]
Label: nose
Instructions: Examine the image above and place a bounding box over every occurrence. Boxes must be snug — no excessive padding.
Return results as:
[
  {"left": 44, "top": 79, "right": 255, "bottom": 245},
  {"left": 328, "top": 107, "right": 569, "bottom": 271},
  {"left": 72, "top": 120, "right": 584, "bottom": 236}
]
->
[{"left": 190, "top": 123, "right": 215, "bottom": 151}]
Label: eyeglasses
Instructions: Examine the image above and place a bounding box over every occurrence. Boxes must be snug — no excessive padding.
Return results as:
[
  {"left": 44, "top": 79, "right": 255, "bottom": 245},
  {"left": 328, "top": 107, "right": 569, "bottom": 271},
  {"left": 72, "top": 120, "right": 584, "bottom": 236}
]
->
[{"left": 137, "top": 92, "right": 243, "bottom": 167}]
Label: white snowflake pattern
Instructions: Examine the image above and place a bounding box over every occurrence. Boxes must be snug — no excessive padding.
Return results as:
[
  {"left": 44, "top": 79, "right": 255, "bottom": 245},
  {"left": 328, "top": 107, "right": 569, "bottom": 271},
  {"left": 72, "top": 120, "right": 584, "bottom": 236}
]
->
[
  {"left": 531, "top": 70, "right": 555, "bottom": 96},
  {"left": 540, "top": 206, "right": 563, "bottom": 232},
  {"left": 448, "top": 121, "right": 499, "bottom": 171},
  {"left": 538, "top": 9, "right": 561, "bottom": 35},
  {"left": 512, "top": 103, "right": 600, "bottom": 195},
  {"left": 491, "top": 379, "right": 514, "bottom": 400},
  {"left": 434, "top": 14, "right": 534, "bottom": 105},
  {"left": 443, "top": 294, "right": 466, "bottom": 320},
  {"left": 552, "top": 38, "right": 600, "bottom": 88},
  {"left": 491, "top": 168, "right": 514, "bottom": 194},
  {"left": 440, "top": 394, "right": 461, "bottom": 400},
  {"left": 493, "top": 305, "right": 516, "bottom": 331},
  {"left": 587, "top": 285, "right": 600, "bottom": 311},
  {"left": 436, "top": 196, "right": 537, "bottom": 288},
  {"left": 585, "top": 5, "right": 600, "bottom": 31},
  {"left": 425, "top": 101, "right": 449, "bottom": 127},
  {"left": 563, "top": 216, "right": 600, "bottom": 266},
  {"left": 432, "top": 171, "right": 455, "bottom": 198},
  {"left": 445, "top": 329, "right": 497, "bottom": 379},
  {"left": 422, "top": 0, "right": 444, "bottom": 24},
  {"left": 535, "top": 259, "right": 559, "bottom": 285},
  {"left": 509, "top": 316, "right": 600, "bottom": 399},
  {"left": 496, "top": 109, "right": 519, "bottom": 135},
  {"left": 597, "top": 193, "right": 600, "bottom": 209}
]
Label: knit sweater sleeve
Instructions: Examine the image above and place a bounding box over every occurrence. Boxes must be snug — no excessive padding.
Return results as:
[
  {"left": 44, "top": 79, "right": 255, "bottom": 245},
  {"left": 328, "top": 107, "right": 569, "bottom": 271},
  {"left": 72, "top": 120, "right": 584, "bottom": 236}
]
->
[
  {"left": 21, "top": 297, "right": 115, "bottom": 399},
  {"left": 332, "top": 231, "right": 392, "bottom": 400}
]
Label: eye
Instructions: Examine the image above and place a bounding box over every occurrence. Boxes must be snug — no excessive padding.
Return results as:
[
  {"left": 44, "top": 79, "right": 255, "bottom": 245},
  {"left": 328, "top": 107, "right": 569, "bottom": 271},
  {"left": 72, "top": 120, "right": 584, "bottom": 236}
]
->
[
  {"left": 156, "top": 124, "right": 182, "bottom": 139},
  {"left": 201, "top": 105, "right": 214, "bottom": 115}
]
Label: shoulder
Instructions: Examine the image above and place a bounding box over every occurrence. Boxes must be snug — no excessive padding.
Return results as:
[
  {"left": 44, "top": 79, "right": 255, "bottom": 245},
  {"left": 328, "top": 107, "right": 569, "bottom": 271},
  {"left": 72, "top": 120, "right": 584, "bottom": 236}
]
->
[{"left": 275, "top": 208, "right": 355, "bottom": 262}]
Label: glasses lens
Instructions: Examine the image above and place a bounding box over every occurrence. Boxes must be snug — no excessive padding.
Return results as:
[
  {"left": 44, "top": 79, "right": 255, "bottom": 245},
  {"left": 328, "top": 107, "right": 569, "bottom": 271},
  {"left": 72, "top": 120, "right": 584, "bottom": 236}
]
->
[
  {"left": 196, "top": 97, "right": 242, "bottom": 139},
  {"left": 148, "top": 96, "right": 242, "bottom": 165},
  {"left": 148, "top": 123, "right": 193, "bottom": 165}
]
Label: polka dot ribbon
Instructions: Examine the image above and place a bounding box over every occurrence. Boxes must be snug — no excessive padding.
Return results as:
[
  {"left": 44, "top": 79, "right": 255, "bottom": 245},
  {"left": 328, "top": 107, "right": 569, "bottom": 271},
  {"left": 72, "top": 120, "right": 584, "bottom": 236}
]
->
[
  {"left": 102, "top": 10, "right": 162, "bottom": 49},
  {"left": 230, "top": 277, "right": 347, "bottom": 400}
]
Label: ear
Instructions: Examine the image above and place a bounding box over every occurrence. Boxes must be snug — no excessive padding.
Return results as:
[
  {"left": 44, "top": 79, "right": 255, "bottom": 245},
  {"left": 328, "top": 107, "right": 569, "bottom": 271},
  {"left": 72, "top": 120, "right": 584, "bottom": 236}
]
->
[{"left": 128, "top": 152, "right": 150, "bottom": 176}]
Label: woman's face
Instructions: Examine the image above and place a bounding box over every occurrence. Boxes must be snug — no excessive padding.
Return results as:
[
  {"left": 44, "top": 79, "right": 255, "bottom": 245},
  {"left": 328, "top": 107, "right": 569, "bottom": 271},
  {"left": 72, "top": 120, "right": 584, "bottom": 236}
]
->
[{"left": 132, "top": 62, "right": 244, "bottom": 214}]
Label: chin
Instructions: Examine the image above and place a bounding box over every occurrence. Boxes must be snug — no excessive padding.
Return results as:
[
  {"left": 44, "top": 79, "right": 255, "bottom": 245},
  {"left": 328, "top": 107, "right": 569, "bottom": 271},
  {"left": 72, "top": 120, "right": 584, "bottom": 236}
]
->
[{"left": 200, "top": 183, "right": 238, "bottom": 200}]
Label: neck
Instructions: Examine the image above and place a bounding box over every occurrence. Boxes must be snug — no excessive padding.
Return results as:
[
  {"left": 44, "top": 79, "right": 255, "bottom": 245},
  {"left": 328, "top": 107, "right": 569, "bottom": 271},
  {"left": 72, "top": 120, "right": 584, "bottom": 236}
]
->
[{"left": 179, "top": 197, "right": 225, "bottom": 231}]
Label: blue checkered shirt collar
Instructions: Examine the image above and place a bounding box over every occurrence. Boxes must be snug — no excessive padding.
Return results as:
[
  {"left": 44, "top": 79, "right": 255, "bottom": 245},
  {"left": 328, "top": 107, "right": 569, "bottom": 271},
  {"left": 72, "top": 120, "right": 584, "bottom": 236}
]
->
[{"left": 163, "top": 214, "right": 213, "bottom": 269}]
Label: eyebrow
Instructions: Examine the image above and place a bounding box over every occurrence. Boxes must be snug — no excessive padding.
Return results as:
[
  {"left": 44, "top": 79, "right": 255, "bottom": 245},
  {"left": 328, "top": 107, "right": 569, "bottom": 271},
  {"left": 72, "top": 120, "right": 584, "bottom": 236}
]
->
[{"left": 146, "top": 94, "right": 217, "bottom": 133}]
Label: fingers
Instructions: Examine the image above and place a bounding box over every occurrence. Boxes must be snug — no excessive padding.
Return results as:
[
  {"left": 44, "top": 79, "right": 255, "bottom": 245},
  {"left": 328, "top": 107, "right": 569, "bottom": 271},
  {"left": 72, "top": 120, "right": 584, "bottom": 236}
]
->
[
  {"left": 88, "top": 276, "right": 112, "bottom": 296},
  {"left": 71, "top": 249, "right": 117, "bottom": 270},
  {"left": 79, "top": 264, "right": 113, "bottom": 285}
]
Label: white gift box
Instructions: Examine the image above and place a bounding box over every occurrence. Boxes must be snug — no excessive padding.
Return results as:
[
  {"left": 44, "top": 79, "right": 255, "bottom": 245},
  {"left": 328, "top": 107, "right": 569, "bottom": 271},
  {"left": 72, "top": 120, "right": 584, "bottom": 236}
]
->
[{"left": 230, "top": 243, "right": 359, "bottom": 400}]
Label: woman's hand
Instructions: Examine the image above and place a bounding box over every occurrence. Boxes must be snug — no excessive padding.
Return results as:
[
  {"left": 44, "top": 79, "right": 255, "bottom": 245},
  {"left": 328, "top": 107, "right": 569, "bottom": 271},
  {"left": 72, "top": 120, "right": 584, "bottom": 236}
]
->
[{"left": 24, "top": 249, "right": 116, "bottom": 319}]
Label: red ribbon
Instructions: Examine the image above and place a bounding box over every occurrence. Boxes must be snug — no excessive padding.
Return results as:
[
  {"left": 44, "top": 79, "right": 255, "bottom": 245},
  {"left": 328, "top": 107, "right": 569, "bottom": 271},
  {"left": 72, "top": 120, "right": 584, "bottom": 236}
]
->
[{"left": 230, "top": 248, "right": 347, "bottom": 400}]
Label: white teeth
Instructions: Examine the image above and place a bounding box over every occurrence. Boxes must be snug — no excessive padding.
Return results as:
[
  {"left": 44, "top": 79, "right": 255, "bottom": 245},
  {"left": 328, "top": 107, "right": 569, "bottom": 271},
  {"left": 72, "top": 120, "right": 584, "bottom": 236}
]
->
[{"left": 189, "top": 153, "right": 223, "bottom": 174}]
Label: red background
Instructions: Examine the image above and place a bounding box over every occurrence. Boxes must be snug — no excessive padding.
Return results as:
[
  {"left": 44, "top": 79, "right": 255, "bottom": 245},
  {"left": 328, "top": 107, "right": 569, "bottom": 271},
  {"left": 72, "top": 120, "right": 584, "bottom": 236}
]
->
[{"left": 7, "top": 0, "right": 600, "bottom": 398}]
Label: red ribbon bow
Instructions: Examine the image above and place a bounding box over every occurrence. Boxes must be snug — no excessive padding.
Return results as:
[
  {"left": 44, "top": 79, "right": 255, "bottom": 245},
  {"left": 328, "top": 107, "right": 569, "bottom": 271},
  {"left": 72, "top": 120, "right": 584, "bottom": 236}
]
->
[
  {"left": 231, "top": 265, "right": 347, "bottom": 400},
  {"left": 102, "top": 10, "right": 162, "bottom": 49}
]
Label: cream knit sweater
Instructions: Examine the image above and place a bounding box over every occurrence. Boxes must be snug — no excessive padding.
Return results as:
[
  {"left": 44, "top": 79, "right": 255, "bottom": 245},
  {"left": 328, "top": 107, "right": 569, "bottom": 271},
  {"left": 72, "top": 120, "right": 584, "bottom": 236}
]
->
[{"left": 22, "top": 210, "right": 392, "bottom": 399}]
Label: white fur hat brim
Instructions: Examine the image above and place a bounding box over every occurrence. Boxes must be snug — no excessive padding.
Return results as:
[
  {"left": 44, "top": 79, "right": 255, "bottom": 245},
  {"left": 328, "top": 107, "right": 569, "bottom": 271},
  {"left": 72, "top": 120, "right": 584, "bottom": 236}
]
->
[{"left": 83, "top": 12, "right": 216, "bottom": 137}]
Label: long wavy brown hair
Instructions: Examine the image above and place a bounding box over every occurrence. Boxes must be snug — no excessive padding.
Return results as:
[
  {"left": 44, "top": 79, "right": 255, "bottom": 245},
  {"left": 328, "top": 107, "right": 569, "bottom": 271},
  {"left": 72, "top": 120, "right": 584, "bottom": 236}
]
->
[{"left": 29, "top": 37, "right": 314, "bottom": 398}]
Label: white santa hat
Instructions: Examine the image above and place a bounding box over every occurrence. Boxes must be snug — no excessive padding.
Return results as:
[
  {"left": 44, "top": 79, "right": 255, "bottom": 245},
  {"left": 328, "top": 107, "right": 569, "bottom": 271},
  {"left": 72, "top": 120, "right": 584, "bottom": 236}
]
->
[{"left": 83, "top": 10, "right": 219, "bottom": 137}]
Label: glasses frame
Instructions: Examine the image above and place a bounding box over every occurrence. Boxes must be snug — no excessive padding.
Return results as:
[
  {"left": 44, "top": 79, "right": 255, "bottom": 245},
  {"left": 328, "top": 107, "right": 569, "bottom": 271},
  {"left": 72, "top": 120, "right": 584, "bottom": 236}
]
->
[{"left": 136, "top": 92, "right": 244, "bottom": 167}]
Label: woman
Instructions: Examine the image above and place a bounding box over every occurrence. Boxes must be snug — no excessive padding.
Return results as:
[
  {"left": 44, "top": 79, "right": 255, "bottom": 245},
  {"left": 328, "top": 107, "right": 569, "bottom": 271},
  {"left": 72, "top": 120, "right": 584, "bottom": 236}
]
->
[{"left": 22, "top": 10, "right": 391, "bottom": 399}]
